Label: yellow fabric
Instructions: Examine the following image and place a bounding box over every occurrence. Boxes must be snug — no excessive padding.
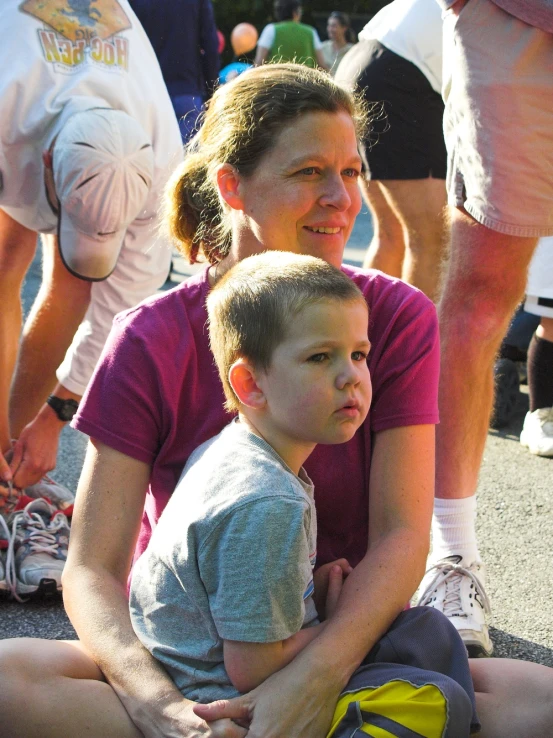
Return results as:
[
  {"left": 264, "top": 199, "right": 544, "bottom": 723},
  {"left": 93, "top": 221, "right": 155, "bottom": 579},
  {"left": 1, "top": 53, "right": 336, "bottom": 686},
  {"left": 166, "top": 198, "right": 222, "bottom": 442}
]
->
[{"left": 327, "top": 680, "right": 448, "bottom": 738}]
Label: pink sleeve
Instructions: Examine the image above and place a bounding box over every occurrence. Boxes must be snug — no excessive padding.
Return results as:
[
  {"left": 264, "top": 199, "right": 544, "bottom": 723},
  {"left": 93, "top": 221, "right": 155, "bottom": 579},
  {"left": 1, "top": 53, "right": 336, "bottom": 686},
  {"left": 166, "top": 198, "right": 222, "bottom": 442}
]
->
[{"left": 72, "top": 314, "right": 164, "bottom": 465}]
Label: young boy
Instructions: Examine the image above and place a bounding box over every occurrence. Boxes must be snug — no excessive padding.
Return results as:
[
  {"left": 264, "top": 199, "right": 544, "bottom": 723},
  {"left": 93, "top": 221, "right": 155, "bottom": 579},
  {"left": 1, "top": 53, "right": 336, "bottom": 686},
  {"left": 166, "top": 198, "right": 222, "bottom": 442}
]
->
[{"left": 130, "top": 252, "right": 478, "bottom": 737}]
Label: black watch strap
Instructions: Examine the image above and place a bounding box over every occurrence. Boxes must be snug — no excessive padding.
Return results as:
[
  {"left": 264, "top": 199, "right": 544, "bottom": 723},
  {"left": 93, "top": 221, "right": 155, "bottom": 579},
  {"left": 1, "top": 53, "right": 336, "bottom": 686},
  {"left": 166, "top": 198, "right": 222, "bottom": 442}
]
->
[{"left": 46, "top": 395, "right": 80, "bottom": 422}]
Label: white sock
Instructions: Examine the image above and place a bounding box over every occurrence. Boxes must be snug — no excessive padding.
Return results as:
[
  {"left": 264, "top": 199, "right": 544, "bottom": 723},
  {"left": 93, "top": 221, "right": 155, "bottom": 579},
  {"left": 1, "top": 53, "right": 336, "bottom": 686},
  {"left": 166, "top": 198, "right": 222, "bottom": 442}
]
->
[{"left": 431, "top": 496, "right": 480, "bottom": 565}]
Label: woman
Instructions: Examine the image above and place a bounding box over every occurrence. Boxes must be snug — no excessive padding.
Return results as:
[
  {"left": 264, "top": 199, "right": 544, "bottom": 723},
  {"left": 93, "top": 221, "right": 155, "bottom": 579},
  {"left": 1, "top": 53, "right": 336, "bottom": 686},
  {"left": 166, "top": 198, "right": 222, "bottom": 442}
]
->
[
  {"left": 320, "top": 11, "right": 355, "bottom": 75},
  {"left": 0, "top": 64, "right": 552, "bottom": 738}
]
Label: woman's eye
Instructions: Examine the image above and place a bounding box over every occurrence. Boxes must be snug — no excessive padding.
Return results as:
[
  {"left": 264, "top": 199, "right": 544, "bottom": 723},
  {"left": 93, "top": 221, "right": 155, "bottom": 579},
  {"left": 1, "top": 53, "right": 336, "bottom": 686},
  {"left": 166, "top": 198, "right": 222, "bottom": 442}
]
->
[
  {"left": 308, "top": 353, "right": 328, "bottom": 363},
  {"left": 352, "top": 351, "right": 368, "bottom": 361},
  {"left": 343, "top": 168, "right": 361, "bottom": 179},
  {"left": 299, "top": 167, "right": 318, "bottom": 176}
]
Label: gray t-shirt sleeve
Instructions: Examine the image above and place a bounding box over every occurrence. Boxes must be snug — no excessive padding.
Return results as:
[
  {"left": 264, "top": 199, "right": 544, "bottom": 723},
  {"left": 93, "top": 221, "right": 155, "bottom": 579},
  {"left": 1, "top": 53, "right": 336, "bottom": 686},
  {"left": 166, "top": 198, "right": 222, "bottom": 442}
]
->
[{"left": 199, "top": 496, "right": 313, "bottom": 642}]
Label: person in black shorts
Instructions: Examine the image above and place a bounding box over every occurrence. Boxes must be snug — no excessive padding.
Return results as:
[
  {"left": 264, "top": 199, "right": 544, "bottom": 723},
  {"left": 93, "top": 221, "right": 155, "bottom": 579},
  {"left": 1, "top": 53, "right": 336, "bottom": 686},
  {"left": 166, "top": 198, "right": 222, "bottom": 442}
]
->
[{"left": 336, "top": 0, "right": 446, "bottom": 302}]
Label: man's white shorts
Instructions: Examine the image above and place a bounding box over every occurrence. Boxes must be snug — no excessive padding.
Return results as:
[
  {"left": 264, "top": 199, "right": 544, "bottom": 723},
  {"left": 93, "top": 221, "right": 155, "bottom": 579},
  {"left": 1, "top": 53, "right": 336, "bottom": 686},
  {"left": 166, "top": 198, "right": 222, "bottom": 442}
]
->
[{"left": 443, "top": 0, "right": 553, "bottom": 237}]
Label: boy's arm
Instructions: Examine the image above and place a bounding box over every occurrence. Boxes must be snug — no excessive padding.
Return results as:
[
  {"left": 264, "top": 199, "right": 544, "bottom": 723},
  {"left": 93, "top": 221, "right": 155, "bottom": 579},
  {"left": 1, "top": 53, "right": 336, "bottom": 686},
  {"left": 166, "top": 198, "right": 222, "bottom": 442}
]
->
[
  {"left": 223, "top": 623, "right": 325, "bottom": 693},
  {"left": 223, "top": 560, "right": 347, "bottom": 692}
]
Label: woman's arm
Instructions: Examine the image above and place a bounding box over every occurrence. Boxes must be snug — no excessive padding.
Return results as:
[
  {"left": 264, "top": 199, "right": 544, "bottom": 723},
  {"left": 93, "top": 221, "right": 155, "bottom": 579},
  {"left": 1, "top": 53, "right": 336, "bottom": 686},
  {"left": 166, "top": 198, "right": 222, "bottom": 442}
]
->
[
  {"left": 63, "top": 439, "right": 246, "bottom": 738},
  {"left": 253, "top": 46, "right": 269, "bottom": 66},
  {"left": 195, "top": 424, "right": 434, "bottom": 736},
  {"left": 315, "top": 48, "right": 330, "bottom": 71}
]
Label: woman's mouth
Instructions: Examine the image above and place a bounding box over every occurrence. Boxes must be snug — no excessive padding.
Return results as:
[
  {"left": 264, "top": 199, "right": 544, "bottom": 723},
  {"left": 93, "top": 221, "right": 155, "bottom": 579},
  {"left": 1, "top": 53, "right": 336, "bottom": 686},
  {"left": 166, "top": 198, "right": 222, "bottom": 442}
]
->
[{"left": 305, "top": 226, "right": 341, "bottom": 234}]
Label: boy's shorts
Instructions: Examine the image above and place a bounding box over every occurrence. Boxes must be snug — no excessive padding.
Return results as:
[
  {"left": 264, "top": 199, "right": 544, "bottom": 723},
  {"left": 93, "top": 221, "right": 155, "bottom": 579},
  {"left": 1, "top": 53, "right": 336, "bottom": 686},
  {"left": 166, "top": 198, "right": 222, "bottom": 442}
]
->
[
  {"left": 336, "top": 40, "right": 446, "bottom": 181},
  {"left": 327, "top": 607, "right": 480, "bottom": 738},
  {"left": 525, "top": 236, "right": 553, "bottom": 318},
  {"left": 443, "top": 0, "right": 553, "bottom": 237}
]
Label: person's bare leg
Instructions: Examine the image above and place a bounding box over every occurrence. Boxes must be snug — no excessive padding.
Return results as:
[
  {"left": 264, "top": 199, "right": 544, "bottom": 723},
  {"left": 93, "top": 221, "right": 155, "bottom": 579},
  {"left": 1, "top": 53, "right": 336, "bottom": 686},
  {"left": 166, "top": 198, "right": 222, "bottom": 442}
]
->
[
  {"left": 0, "top": 638, "right": 142, "bottom": 738},
  {"left": 377, "top": 177, "right": 448, "bottom": 302},
  {"left": 471, "top": 658, "right": 553, "bottom": 738},
  {"left": 0, "top": 210, "right": 37, "bottom": 454},
  {"left": 360, "top": 177, "right": 405, "bottom": 277},
  {"left": 9, "top": 234, "right": 91, "bottom": 437},
  {"left": 436, "top": 210, "right": 538, "bottom": 501}
]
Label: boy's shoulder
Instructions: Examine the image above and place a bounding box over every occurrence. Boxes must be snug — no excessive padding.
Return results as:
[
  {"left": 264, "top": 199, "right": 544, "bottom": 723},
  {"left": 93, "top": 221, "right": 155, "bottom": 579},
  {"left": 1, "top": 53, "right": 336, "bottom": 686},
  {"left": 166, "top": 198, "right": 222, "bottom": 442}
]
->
[{"left": 171, "top": 420, "right": 312, "bottom": 520}]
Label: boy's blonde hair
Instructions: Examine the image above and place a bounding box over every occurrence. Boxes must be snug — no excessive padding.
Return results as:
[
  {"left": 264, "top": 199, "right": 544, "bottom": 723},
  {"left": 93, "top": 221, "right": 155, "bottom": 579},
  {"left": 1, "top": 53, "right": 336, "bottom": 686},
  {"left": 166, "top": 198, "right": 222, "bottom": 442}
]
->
[{"left": 207, "top": 252, "right": 367, "bottom": 411}]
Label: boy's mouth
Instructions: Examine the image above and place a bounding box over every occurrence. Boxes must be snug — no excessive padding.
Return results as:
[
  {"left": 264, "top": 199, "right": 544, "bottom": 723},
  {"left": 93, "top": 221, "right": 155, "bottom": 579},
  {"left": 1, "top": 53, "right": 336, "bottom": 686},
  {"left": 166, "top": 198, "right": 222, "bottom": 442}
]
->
[{"left": 335, "top": 399, "right": 361, "bottom": 415}]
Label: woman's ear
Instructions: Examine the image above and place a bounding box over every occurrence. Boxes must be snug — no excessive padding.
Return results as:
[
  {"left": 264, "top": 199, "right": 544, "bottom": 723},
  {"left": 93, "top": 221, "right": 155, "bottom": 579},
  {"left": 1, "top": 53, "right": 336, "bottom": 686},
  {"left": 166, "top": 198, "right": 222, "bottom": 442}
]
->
[
  {"left": 229, "top": 359, "right": 266, "bottom": 409},
  {"left": 216, "top": 164, "right": 245, "bottom": 211}
]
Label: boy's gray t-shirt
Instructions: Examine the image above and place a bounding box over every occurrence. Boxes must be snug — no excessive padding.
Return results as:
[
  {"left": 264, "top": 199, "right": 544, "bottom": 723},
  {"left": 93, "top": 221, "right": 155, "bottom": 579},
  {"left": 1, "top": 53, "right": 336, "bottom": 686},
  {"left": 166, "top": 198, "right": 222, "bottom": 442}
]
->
[{"left": 129, "top": 419, "right": 318, "bottom": 702}]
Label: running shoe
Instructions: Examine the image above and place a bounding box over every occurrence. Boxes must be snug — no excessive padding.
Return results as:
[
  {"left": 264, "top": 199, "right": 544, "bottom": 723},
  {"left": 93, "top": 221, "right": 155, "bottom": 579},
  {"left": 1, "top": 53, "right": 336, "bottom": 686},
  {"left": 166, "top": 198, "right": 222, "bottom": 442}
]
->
[
  {"left": 6, "top": 497, "right": 70, "bottom": 599},
  {"left": 416, "top": 556, "right": 493, "bottom": 658},
  {"left": 25, "top": 474, "right": 75, "bottom": 514},
  {"left": 520, "top": 408, "right": 553, "bottom": 457}
]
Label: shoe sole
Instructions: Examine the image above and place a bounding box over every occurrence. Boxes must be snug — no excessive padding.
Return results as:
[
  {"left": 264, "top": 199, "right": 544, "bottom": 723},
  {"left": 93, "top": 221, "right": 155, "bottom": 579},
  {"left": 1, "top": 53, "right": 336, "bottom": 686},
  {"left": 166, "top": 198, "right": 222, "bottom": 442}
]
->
[
  {"left": 520, "top": 435, "right": 553, "bottom": 457},
  {"left": 460, "top": 631, "right": 494, "bottom": 658},
  {"left": 17, "top": 577, "right": 61, "bottom": 596}
]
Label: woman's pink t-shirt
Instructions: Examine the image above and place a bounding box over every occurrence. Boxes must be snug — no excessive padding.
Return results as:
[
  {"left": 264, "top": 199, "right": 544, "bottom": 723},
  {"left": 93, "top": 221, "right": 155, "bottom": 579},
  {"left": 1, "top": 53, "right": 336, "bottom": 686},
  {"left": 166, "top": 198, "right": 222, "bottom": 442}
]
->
[{"left": 73, "top": 265, "right": 439, "bottom": 569}]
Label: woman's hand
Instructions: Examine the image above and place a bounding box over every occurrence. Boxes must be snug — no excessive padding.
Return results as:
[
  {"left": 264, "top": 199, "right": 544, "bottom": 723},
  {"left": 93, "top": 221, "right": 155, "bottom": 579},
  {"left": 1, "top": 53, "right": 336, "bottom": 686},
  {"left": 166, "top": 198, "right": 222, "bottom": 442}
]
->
[
  {"left": 153, "top": 699, "right": 248, "bottom": 738},
  {"left": 194, "top": 654, "right": 343, "bottom": 738},
  {"left": 313, "top": 558, "right": 352, "bottom": 619}
]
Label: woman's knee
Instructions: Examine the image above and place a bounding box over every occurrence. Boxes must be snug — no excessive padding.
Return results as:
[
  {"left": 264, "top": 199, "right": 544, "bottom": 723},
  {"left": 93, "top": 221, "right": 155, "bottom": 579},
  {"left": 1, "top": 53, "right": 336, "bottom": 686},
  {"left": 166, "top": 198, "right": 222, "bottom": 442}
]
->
[{"left": 0, "top": 637, "right": 103, "bottom": 684}]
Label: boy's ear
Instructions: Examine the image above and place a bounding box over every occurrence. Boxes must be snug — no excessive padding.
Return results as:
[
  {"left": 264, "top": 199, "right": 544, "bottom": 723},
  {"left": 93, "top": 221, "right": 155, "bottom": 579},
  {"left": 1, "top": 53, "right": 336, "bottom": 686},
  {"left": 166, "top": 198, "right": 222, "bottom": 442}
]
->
[
  {"left": 216, "top": 164, "right": 245, "bottom": 211},
  {"left": 42, "top": 149, "right": 53, "bottom": 169},
  {"left": 229, "top": 359, "right": 266, "bottom": 409}
]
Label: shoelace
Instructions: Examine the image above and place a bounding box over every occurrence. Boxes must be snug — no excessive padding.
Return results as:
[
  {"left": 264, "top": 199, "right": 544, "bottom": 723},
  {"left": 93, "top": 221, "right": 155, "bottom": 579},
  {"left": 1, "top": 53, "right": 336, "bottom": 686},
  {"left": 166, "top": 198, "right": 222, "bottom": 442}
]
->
[
  {"left": 5, "top": 508, "right": 68, "bottom": 602},
  {"left": 418, "top": 561, "right": 491, "bottom": 618},
  {"left": 0, "top": 480, "right": 22, "bottom": 518},
  {"left": 0, "top": 513, "right": 11, "bottom": 589}
]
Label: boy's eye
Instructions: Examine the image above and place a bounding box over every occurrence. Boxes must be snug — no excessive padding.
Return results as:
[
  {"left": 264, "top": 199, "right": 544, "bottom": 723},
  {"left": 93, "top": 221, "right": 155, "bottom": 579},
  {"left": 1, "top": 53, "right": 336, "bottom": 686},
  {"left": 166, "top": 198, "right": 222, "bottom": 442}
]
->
[
  {"left": 352, "top": 351, "right": 368, "bottom": 361},
  {"left": 307, "top": 353, "right": 328, "bottom": 363}
]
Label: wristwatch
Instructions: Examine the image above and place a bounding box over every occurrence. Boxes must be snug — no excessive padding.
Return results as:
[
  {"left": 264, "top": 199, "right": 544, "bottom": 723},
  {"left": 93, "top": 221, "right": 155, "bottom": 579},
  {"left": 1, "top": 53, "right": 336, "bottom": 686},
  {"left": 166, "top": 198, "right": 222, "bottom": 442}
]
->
[{"left": 46, "top": 395, "right": 80, "bottom": 422}]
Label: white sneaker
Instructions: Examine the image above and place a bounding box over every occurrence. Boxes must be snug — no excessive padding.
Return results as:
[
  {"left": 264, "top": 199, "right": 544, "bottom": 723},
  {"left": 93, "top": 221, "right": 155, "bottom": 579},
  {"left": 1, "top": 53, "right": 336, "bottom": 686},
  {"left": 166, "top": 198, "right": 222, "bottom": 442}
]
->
[
  {"left": 6, "top": 498, "right": 70, "bottom": 599},
  {"left": 25, "top": 475, "right": 75, "bottom": 512},
  {"left": 520, "top": 408, "right": 553, "bottom": 457},
  {"left": 416, "top": 556, "right": 493, "bottom": 658}
]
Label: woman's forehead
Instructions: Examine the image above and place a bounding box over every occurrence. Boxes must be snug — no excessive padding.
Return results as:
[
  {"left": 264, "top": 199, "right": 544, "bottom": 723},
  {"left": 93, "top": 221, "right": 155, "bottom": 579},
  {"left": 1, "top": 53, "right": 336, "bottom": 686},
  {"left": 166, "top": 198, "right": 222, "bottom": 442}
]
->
[{"left": 271, "top": 110, "right": 358, "bottom": 158}]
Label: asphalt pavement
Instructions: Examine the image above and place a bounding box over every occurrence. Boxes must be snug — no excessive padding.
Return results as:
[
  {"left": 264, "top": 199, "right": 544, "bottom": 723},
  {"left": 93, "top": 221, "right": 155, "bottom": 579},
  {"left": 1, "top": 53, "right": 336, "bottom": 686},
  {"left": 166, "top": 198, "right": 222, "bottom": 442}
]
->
[{"left": 1, "top": 205, "right": 552, "bottom": 669}]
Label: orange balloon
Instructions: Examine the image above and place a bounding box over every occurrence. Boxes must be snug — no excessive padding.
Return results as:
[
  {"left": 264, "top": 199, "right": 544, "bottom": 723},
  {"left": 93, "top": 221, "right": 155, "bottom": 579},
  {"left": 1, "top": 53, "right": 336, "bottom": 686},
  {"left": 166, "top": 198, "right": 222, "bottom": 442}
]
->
[{"left": 231, "top": 23, "right": 258, "bottom": 56}]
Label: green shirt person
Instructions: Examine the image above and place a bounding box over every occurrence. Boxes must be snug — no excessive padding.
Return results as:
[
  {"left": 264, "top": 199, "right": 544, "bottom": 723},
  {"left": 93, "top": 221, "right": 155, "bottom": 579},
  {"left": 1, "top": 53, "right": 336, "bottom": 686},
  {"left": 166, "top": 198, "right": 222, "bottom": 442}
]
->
[{"left": 255, "top": 0, "right": 328, "bottom": 69}]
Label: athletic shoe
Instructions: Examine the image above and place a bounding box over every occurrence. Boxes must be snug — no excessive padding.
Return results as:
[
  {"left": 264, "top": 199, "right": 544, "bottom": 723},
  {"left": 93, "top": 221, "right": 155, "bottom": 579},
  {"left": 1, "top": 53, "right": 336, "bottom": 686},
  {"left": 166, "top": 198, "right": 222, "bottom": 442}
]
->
[
  {"left": 6, "top": 497, "right": 70, "bottom": 599},
  {"left": 416, "top": 556, "right": 493, "bottom": 658},
  {"left": 520, "top": 408, "right": 553, "bottom": 457},
  {"left": 0, "top": 514, "right": 10, "bottom": 592},
  {"left": 25, "top": 474, "right": 75, "bottom": 514}
]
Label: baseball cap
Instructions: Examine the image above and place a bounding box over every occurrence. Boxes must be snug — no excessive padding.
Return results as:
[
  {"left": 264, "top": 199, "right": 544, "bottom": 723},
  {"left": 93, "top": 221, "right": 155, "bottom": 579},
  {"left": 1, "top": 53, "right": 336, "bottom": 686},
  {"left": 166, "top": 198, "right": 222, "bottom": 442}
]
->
[{"left": 53, "top": 108, "right": 154, "bottom": 281}]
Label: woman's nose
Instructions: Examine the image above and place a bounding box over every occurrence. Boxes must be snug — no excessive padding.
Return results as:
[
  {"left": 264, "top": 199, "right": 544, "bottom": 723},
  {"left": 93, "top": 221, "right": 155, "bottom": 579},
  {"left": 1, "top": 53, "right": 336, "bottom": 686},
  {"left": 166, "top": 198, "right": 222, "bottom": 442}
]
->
[{"left": 320, "top": 174, "right": 351, "bottom": 211}]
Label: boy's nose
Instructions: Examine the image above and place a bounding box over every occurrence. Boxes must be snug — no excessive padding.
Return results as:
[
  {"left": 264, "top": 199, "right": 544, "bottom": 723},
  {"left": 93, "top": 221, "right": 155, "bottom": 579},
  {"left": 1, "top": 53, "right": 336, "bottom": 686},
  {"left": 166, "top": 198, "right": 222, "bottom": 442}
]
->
[{"left": 336, "top": 361, "right": 361, "bottom": 388}]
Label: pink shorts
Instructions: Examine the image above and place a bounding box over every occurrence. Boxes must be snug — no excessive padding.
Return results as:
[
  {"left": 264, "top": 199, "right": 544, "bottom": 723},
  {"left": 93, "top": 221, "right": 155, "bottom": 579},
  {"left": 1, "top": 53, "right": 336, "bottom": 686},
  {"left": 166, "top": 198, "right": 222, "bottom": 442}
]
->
[{"left": 443, "top": 0, "right": 553, "bottom": 237}]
